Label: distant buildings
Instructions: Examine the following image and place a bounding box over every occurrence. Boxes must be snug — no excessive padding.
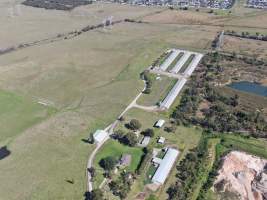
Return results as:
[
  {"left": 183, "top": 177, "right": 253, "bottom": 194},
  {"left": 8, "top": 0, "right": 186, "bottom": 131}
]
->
[
  {"left": 93, "top": 130, "right": 108, "bottom": 144},
  {"left": 152, "top": 148, "right": 179, "bottom": 185},
  {"left": 103, "top": 0, "right": 234, "bottom": 9},
  {"left": 246, "top": 0, "right": 267, "bottom": 8}
]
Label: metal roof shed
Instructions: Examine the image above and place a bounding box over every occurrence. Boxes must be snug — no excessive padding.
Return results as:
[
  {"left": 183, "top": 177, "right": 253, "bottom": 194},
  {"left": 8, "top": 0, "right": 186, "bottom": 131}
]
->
[
  {"left": 160, "top": 50, "right": 179, "bottom": 71},
  {"left": 155, "top": 119, "right": 165, "bottom": 128},
  {"left": 93, "top": 130, "right": 108, "bottom": 144},
  {"left": 160, "top": 78, "right": 187, "bottom": 109},
  {"left": 152, "top": 148, "right": 179, "bottom": 185}
]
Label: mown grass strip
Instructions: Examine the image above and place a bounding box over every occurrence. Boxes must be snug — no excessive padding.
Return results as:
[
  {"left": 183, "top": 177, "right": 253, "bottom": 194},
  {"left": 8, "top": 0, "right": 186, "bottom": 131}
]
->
[
  {"left": 158, "top": 79, "right": 178, "bottom": 103},
  {"left": 179, "top": 54, "right": 195, "bottom": 73},
  {"left": 166, "top": 52, "right": 184, "bottom": 71},
  {"left": 157, "top": 51, "right": 173, "bottom": 67}
]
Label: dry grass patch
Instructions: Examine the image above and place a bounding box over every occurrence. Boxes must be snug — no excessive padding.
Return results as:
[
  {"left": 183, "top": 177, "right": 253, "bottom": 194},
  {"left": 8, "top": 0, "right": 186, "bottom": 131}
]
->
[
  {"left": 222, "top": 35, "right": 267, "bottom": 58},
  {"left": 142, "top": 9, "right": 223, "bottom": 25}
]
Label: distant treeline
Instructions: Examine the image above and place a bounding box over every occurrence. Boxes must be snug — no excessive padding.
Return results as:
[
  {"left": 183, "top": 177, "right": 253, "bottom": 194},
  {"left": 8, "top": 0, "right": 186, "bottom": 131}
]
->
[
  {"left": 0, "top": 19, "right": 123, "bottom": 56},
  {"left": 225, "top": 30, "right": 267, "bottom": 41}
]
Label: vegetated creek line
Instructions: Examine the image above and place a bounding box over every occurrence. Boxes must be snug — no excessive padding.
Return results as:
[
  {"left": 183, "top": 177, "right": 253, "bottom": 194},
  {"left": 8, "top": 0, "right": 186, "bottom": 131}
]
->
[{"left": 0, "top": 19, "right": 124, "bottom": 56}]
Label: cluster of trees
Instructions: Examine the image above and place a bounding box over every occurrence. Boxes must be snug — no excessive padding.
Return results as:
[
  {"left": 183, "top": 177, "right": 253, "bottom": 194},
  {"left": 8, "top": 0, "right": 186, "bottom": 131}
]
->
[
  {"left": 141, "top": 71, "right": 155, "bottom": 94},
  {"left": 109, "top": 172, "right": 134, "bottom": 199},
  {"left": 113, "top": 119, "right": 143, "bottom": 147},
  {"left": 211, "top": 31, "right": 224, "bottom": 50},
  {"left": 99, "top": 156, "right": 117, "bottom": 173},
  {"left": 127, "top": 119, "right": 142, "bottom": 131},
  {"left": 172, "top": 53, "right": 267, "bottom": 138},
  {"left": 225, "top": 30, "right": 267, "bottom": 41},
  {"left": 136, "top": 147, "right": 152, "bottom": 175},
  {"left": 114, "top": 130, "right": 138, "bottom": 147},
  {"left": 89, "top": 189, "right": 103, "bottom": 200},
  {"left": 167, "top": 136, "right": 209, "bottom": 200},
  {"left": 141, "top": 128, "right": 155, "bottom": 137}
]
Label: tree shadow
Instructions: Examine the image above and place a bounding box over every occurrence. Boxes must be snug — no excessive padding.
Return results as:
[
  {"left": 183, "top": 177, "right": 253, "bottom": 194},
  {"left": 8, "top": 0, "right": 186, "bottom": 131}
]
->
[
  {"left": 65, "top": 179, "right": 74, "bottom": 184},
  {"left": 0, "top": 146, "right": 11, "bottom": 160},
  {"left": 83, "top": 191, "right": 90, "bottom": 200},
  {"left": 81, "top": 138, "right": 90, "bottom": 144}
]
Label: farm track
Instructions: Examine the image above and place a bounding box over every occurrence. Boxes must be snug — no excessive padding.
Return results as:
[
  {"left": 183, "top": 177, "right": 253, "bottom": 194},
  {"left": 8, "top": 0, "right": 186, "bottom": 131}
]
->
[{"left": 86, "top": 80, "right": 147, "bottom": 192}]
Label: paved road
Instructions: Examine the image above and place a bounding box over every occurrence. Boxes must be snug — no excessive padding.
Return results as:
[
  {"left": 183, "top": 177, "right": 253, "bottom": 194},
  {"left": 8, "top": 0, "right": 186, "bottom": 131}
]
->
[{"left": 86, "top": 81, "right": 146, "bottom": 192}]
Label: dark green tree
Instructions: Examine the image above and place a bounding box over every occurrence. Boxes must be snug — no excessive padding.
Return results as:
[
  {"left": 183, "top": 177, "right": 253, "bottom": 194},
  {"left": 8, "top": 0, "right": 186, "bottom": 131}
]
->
[{"left": 99, "top": 156, "right": 117, "bottom": 171}]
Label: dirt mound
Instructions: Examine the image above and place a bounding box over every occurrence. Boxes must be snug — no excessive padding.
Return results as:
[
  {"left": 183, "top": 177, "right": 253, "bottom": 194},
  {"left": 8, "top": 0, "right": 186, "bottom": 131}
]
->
[{"left": 214, "top": 151, "right": 267, "bottom": 200}]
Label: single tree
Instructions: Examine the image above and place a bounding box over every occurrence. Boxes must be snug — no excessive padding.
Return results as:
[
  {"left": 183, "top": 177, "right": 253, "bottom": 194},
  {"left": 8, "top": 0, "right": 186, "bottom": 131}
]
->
[
  {"left": 143, "top": 128, "right": 155, "bottom": 137},
  {"left": 99, "top": 156, "right": 117, "bottom": 171},
  {"left": 128, "top": 119, "right": 142, "bottom": 130},
  {"left": 90, "top": 189, "right": 103, "bottom": 200},
  {"left": 123, "top": 132, "right": 138, "bottom": 147}
]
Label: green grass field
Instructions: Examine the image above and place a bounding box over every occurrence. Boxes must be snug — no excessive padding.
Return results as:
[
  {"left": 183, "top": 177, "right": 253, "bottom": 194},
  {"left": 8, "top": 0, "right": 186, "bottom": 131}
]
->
[
  {"left": 93, "top": 140, "right": 144, "bottom": 187},
  {"left": 0, "top": 90, "right": 55, "bottom": 143},
  {"left": 137, "top": 76, "right": 177, "bottom": 106}
]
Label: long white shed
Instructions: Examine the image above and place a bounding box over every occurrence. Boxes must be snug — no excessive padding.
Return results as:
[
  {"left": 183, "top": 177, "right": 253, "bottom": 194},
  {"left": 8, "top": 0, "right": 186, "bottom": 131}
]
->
[
  {"left": 160, "top": 78, "right": 187, "bottom": 109},
  {"left": 183, "top": 53, "right": 204, "bottom": 76},
  {"left": 152, "top": 148, "right": 179, "bottom": 185},
  {"left": 170, "top": 51, "right": 191, "bottom": 74},
  {"left": 159, "top": 50, "right": 179, "bottom": 71}
]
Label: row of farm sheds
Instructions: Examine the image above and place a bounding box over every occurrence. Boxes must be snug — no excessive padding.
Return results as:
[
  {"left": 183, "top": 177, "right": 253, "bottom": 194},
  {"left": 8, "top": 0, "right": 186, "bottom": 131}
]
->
[{"left": 156, "top": 49, "right": 204, "bottom": 110}]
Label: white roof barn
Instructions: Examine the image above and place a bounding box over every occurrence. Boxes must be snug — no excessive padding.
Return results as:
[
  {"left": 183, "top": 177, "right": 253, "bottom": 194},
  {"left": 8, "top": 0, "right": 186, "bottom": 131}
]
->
[
  {"left": 93, "top": 130, "right": 108, "bottom": 144},
  {"left": 140, "top": 136, "right": 151, "bottom": 147},
  {"left": 152, "top": 148, "right": 179, "bottom": 185},
  {"left": 160, "top": 49, "right": 179, "bottom": 71},
  {"left": 155, "top": 119, "right": 165, "bottom": 128},
  {"left": 157, "top": 137, "right": 165, "bottom": 144},
  {"left": 160, "top": 78, "right": 187, "bottom": 110}
]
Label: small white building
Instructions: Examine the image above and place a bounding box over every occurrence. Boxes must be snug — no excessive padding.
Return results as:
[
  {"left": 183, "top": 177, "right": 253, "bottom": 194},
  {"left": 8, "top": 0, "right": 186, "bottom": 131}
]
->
[
  {"left": 140, "top": 136, "right": 151, "bottom": 147},
  {"left": 155, "top": 119, "right": 165, "bottom": 128},
  {"left": 157, "top": 137, "right": 165, "bottom": 144},
  {"left": 93, "top": 130, "right": 108, "bottom": 144}
]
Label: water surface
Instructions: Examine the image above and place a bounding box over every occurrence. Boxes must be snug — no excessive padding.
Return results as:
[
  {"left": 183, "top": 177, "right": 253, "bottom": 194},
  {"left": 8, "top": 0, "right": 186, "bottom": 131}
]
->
[{"left": 228, "top": 81, "right": 267, "bottom": 97}]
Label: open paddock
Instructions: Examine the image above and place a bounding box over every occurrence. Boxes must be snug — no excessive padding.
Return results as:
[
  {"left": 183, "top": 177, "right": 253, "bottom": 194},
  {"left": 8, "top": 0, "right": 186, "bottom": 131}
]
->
[{"left": 222, "top": 35, "right": 267, "bottom": 59}]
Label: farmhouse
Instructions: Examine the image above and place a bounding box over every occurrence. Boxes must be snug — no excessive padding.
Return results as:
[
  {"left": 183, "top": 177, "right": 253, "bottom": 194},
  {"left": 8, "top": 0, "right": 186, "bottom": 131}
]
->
[
  {"left": 152, "top": 148, "right": 179, "bottom": 185},
  {"left": 93, "top": 130, "right": 108, "bottom": 144},
  {"left": 154, "top": 119, "right": 165, "bottom": 128}
]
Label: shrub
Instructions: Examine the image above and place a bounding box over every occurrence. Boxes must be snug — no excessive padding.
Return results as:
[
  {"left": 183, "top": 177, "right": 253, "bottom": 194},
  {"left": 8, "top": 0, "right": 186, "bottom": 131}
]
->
[{"left": 128, "top": 119, "right": 142, "bottom": 130}]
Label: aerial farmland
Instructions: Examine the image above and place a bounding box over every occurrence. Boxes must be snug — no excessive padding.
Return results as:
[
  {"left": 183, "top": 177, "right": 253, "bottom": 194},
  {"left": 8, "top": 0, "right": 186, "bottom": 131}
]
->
[{"left": 0, "top": 0, "right": 267, "bottom": 200}]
